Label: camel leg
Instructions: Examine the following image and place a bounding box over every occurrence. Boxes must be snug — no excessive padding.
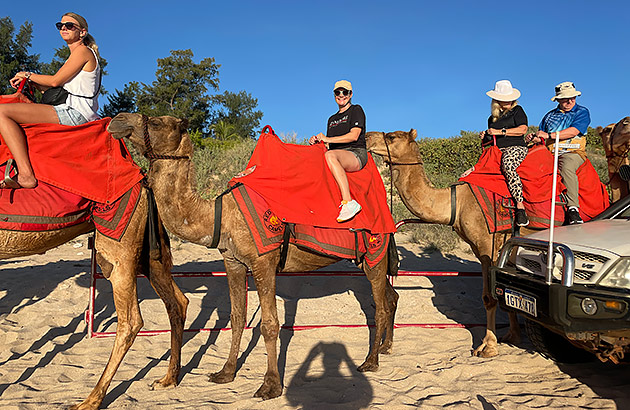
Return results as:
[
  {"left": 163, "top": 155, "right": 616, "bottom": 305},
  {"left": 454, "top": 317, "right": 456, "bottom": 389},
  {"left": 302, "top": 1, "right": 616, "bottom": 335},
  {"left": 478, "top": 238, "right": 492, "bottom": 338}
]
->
[
  {"left": 358, "top": 261, "right": 389, "bottom": 372},
  {"left": 379, "top": 279, "right": 399, "bottom": 355},
  {"left": 250, "top": 261, "right": 282, "bottom": 400},
  {"left": 146, "top": 240, "right": 189, "bottom": 389},
  {"left": 70, "top": 244, "right": 143, "bottom": 410},
  {"left": 209, "top": 257, "right": 248, "bottom": 384},
  {"left": 472, "top": 256, "right": 499, "bottom": 358},
  {"left": 499, "top": 311, "right": 521, "bottom": 345}
]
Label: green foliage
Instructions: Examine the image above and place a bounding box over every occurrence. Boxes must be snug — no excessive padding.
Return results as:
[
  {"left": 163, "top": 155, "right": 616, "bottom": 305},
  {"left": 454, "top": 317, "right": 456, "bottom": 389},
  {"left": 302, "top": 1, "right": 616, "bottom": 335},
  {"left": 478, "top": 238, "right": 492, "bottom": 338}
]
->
[
  {"left": 586, "top": 126, "right": 604, "bottom": 152},
  {"left": 0, "top": 17, "right": 40, "bottom": 95},
  {"left": 417, "top": 132, "right": 482, "bottom": 187},
  {"left": 192, "top": 138, "right": 257, "bottom": 198},
  {"left": 100, "top": 82, "right": 139, "bottom": 118},
  {"left": 135, "top": 49, "right": 220, "bottom": 133},
  {"left": 211, "top": 90, "right": 263, "bottom": 139}
]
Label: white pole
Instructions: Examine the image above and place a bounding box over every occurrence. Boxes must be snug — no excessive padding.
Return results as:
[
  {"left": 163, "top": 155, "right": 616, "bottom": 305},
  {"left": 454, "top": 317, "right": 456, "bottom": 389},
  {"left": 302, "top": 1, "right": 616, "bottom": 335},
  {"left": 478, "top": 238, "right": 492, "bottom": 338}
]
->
[{"left": 546, "top": 131, "right": 560, "bottom": 283}]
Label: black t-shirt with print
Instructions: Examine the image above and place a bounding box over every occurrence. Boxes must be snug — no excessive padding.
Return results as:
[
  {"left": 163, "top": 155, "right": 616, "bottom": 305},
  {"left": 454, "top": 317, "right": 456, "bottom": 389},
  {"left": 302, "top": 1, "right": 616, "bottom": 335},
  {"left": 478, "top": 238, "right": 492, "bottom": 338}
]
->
[
  {"left": 326, "top": 104, "right": 366, "bottom": 150},
  {"left": 486, "top": 105, "right": 528, "bottom": 148}
]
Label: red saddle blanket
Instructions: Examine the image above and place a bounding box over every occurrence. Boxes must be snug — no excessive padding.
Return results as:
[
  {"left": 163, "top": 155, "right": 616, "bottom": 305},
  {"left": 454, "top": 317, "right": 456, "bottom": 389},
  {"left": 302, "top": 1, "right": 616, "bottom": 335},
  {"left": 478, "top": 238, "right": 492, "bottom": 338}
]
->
[
  {"left": 231, "top": 126, "right": 396, "bottom": 233},
  {"left": 231, "top": 183, "right": 390, "bottom": 267},
  {"left": 0, "top": 91, "right": 145, "bottom": 238},
  {"left": 0, "top": 91, "right": 143, "bottom": 203},
  {"left": 0, "top": 165, "right": 142, "bottom": 241},
  {"left": 460, "top": 145, "right": 609, "bottom": 231},
  {"left": 0, "top": 118, "right": 143, "bottom": 204}
]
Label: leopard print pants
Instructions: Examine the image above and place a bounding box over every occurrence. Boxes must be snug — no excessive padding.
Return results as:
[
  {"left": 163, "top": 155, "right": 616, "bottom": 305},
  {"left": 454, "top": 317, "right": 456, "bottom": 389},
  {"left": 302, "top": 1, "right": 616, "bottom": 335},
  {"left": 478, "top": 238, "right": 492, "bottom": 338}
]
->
[{"left": 499, "top": 146, "right": 528, "bottom": 203}]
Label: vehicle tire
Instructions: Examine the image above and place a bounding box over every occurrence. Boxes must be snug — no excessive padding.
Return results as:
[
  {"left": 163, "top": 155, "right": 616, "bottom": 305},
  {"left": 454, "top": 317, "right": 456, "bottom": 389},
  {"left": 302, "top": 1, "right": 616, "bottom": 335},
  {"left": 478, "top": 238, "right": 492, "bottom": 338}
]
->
[{"left": 524, "top": 319, "right": 594, "bottom": 363}]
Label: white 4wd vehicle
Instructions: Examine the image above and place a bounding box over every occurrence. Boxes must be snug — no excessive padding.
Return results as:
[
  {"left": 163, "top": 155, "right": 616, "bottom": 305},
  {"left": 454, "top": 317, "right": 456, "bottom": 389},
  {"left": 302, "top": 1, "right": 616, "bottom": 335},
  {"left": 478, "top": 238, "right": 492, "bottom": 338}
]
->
[{"left": 491, "top": 194, "right": 630, "bottom": 363}]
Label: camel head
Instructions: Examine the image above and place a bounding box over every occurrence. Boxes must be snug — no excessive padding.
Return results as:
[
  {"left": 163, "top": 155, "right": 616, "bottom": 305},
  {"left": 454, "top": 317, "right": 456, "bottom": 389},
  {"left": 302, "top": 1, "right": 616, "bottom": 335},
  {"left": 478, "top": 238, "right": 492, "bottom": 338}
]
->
[
  {"left": 108, "top": 113, "right": 193, "bottom": 160},
  {"left": 366, "top": 129, "right": 423, "bottom": 164},
  {"left": 597, "top": 116, "right": 630, "bottom": 158}
]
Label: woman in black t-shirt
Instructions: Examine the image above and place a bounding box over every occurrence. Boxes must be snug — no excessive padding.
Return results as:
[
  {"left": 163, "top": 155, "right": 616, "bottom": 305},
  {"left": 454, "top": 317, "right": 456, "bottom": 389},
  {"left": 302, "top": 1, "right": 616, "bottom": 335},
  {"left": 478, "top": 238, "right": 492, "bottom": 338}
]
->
[
  {"left": 309, "top": 80, "right": 367, "bottom": 223},
  {"left": 482, "top": 80, "right": 530, "bottom": 227}
]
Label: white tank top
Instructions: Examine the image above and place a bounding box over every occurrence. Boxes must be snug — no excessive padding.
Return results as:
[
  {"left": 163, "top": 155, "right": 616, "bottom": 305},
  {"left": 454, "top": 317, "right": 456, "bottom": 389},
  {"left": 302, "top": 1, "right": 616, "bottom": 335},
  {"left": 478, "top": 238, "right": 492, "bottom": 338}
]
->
[{"left": 62, "top": 47, "right": 100, "bottom": 122}]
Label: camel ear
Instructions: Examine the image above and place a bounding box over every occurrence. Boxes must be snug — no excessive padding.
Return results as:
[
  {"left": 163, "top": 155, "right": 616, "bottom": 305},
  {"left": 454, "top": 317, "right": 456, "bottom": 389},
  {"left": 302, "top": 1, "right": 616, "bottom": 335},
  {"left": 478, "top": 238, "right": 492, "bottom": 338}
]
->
[
  {"left": 178, "top": 118, "right": 189, "bottom": 131},
  {"left": 409, "top": 129, "right": 417, "bottom": 140},
  {"left": 107, "top": 115, "right": 134, "bottom": 140}
]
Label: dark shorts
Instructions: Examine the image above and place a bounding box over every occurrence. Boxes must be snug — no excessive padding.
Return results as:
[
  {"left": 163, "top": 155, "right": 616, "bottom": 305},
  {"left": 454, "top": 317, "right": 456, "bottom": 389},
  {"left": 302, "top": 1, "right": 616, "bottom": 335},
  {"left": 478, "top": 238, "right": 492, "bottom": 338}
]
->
[{"left": 344, "top": 147, "right": 368, "bottom": 170}]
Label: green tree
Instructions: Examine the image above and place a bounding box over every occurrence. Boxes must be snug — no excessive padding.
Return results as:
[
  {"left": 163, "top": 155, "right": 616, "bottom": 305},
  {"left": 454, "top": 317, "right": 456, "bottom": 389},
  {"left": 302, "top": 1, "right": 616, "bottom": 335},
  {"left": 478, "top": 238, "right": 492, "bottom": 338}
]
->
[
  {"left": 136, "top": 49, "right": 220, "bottom": 133},
  {"left": 0, "top": 17, "right": 40, "bottom": 94},
  {"left": 100, "top": 82, "right": 139, "bottom": 118},
  {"left": 211, "top": 90, "right": 263, "bottom": 139}
]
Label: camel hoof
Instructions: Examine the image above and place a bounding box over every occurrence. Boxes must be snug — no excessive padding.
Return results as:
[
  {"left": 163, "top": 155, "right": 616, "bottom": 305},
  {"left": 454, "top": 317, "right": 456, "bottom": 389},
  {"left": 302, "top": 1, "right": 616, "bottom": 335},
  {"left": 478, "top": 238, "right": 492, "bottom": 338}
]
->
[
  {"left": 472, "top": 344, "right": 499, "bottom": 358},
  {"left": 499, "top": 332, "right": 522, "bottom": 346},
  {"left": 379, "top": 342, "right": 393, "bottom": 355},
  {"left": 150, "top": 376, "right": 178, "bottom": 390},
  {"left": 253, "top": 379, "right": 283, "bottom": 400},
  {"left": 67, "top": 400, "right": 99, "bottom": 410},
  {"left": 357, "top": 361, "right": 379, "bottom": 372},
  {"left": 209, "top": 370, "right": 236, "bottom": 384}
]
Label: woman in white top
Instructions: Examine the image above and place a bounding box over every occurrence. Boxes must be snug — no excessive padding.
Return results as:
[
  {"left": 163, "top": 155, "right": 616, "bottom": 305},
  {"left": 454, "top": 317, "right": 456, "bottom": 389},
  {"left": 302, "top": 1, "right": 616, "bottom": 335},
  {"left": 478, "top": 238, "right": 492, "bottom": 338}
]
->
[{"left": 0, "top": 12, "right": 100, "bottom": 189}]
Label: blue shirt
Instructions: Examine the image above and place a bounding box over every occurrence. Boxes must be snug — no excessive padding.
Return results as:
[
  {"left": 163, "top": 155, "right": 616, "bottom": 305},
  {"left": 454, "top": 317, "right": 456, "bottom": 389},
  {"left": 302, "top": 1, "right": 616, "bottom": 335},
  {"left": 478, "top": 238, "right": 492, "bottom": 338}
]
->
[{"left": 539, "top": 104, "right": 590, "bottom": 135}]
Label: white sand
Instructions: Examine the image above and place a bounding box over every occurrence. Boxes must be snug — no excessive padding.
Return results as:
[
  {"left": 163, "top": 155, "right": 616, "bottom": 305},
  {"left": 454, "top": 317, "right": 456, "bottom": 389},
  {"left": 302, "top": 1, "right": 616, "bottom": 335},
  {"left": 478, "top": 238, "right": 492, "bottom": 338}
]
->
[{"left": 0, "top": 233, "right": 627, "bottom": 409}]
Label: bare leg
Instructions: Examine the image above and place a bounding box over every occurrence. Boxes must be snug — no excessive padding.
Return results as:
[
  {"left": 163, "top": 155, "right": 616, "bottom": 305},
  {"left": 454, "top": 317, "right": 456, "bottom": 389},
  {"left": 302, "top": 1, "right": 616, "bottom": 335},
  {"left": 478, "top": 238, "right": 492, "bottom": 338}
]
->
[
  {"left": 324, "top": 149, "right": 361, "bottom": 201},
  {"left": 0, "top": 103, "right": 58, "bottom": 188}
]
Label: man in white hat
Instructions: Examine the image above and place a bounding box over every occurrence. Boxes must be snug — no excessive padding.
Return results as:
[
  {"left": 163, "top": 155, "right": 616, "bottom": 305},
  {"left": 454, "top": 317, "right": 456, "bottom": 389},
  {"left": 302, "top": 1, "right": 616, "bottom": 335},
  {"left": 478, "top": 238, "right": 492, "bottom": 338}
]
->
[{"left": 529, "top": 81, "right": 591, "bottom": 224}]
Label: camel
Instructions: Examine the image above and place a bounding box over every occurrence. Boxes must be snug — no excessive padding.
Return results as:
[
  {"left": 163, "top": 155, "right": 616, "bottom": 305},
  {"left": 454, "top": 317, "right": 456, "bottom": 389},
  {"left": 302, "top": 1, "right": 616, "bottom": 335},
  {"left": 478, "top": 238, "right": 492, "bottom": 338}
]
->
[
  {"left": 366, "top": 129, "right": 524, "bottom": 358},
  {"left": 0, "top": 186, "right": 189, "bottom": 409},
  {"left": 106, "top": 112, "right": 399, "bottom": 400},
  {"left": 597, "top": 116, "right": 630, "bottom": 202}
]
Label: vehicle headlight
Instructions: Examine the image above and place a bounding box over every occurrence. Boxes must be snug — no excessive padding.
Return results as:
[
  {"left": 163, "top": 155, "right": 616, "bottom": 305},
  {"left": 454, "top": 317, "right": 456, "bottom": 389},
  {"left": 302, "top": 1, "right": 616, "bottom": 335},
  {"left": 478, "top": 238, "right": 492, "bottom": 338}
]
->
[{"left": 599, "top": 257, "right": 630, "bottom": 288}]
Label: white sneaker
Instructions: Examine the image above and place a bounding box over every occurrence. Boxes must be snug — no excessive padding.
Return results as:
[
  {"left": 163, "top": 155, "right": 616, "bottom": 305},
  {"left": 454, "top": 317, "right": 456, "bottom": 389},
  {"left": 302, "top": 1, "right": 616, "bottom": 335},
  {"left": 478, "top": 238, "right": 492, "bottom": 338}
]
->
[{"left": 337, "top": 200, "right": 362, "bottom": 222}]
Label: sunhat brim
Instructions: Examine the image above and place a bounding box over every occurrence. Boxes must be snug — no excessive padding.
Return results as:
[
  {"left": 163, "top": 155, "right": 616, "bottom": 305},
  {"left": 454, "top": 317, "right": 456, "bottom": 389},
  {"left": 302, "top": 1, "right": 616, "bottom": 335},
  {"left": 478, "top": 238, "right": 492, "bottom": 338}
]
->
[
  {"left": 486, "top": 89, "right": 521, "bottom": 102},
  {"left": 551, "top": 90, "right": 581, "bottom": 101}
]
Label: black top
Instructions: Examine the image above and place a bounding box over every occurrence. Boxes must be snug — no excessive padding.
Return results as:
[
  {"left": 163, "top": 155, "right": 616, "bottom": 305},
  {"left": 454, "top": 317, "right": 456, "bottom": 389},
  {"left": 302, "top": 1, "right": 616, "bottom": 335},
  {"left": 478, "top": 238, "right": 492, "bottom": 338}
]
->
[
  {"left": 486, "top": 105, "right": 528, "bottom": 148},
  {"left": 326, "top": 104, "right": 366, "bottom": 150}
]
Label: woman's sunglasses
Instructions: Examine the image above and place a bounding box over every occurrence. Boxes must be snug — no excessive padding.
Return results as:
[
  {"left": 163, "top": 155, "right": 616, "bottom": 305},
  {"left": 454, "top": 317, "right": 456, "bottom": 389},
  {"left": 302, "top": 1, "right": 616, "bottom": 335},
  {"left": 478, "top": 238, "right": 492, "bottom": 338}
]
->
[
  {"left": 56, "top": 22, "right": 80, "bottom": 31},
  {"left": 334, "top": 89, "right": 351, "bottom": 97}
]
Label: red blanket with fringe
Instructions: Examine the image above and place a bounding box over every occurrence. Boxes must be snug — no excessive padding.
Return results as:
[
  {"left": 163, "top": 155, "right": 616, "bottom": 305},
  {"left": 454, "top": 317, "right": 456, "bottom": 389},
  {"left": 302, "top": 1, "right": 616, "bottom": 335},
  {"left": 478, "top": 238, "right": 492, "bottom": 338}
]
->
[
  {"left": 231, "top": 183, "right": 389, "bottom": 267},
  {"left": 230, "top": 126, "right": 396, "bottom": 233},
  {"left": 466, "top": 183, "right": 565, "bottom": 233},
  {"left": 0, "top": 92, "right": 143, "bottom": 204},
  {"left": 0, "top": 161, "right": 142, "bottom": 241},
  {"left": 460, "top": 145, "right": 609, "bottom": 225}
]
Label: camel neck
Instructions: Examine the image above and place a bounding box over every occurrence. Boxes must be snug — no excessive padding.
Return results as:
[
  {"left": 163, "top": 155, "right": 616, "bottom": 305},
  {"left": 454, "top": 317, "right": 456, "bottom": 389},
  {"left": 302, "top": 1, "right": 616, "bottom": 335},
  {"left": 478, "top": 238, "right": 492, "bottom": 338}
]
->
[
  {"left": 148, "top": 160, "right": 218, "bottom": 247},
  {"left": 390, "top": 162, "right": 455, "bottom": 225}
]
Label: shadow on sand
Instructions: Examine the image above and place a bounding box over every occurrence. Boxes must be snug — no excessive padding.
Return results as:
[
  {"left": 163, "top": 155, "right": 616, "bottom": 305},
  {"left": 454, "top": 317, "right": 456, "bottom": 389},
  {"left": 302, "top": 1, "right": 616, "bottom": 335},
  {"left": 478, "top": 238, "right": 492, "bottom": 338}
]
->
[{"left": 285, "top": 341, "right": 372, "bottom": 409}]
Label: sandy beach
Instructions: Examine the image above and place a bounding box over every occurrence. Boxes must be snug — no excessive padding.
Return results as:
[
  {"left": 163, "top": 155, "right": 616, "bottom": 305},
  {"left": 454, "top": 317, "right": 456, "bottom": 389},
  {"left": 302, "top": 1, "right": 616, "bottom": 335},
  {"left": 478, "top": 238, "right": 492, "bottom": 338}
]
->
[{"left": 1, "top": 232, "right": 628, "bottom": 409}]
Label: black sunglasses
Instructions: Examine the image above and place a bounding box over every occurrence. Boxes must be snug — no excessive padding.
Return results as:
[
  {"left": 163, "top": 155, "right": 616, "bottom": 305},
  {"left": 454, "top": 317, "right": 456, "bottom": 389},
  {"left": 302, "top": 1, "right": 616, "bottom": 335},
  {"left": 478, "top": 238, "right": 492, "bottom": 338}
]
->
[
  {"left": 334, "top": 88, "right": 351, "bottom": 97},
  {"left": 56, "top": 21, "right": 80, "bottom": 31}
]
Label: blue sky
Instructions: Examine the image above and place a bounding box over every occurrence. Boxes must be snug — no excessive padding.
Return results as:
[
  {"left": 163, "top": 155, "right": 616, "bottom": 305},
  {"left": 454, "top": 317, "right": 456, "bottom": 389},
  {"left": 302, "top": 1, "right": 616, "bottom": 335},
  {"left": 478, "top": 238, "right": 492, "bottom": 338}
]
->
[{"left": 4, "top": 1, "right": 629, "bottom": 140}]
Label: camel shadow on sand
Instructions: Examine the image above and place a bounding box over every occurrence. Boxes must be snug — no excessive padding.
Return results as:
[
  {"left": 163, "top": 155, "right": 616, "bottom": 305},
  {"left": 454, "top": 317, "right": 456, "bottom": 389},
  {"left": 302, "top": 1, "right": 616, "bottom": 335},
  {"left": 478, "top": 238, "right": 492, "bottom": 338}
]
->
[
  {"left": 0, "top": 259, "right": 91, "bottom": 397},
  {"left": 394, "top": 245, "right": 507, "bottom": 350}
]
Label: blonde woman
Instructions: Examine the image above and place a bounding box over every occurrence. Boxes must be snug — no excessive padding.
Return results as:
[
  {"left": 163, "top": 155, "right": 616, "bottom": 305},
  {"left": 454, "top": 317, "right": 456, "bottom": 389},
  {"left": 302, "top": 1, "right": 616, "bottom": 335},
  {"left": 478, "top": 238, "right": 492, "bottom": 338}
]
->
[
  {"left": 0, "top": 12, "right": 100, "bottom": 189},
  {"left": 483, "top": 80, "right": 530, "bottom": 226}
]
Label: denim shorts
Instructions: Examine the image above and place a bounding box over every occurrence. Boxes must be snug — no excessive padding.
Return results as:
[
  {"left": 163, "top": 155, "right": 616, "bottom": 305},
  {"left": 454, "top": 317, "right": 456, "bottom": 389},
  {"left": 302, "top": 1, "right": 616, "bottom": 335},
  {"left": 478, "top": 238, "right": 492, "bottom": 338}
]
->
[
  {"left": 345, "top": 147, "right": 368, "bottom": 169},
  {"left": 54, "top": 105, "right": 88, "bottom": 126}
]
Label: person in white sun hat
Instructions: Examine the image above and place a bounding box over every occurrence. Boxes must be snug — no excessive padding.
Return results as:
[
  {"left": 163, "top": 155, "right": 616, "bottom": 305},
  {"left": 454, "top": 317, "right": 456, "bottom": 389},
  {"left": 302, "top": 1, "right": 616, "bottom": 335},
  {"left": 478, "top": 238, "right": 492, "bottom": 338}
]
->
[
  {"left": 482, "top": 79, "right": 530, "bottom": 227},
  {"left": 309, "top": 80, "right": 367, "bottom": 222},
  {"left": 527, "top": 81, "right": 591, "bottom": 224}
]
